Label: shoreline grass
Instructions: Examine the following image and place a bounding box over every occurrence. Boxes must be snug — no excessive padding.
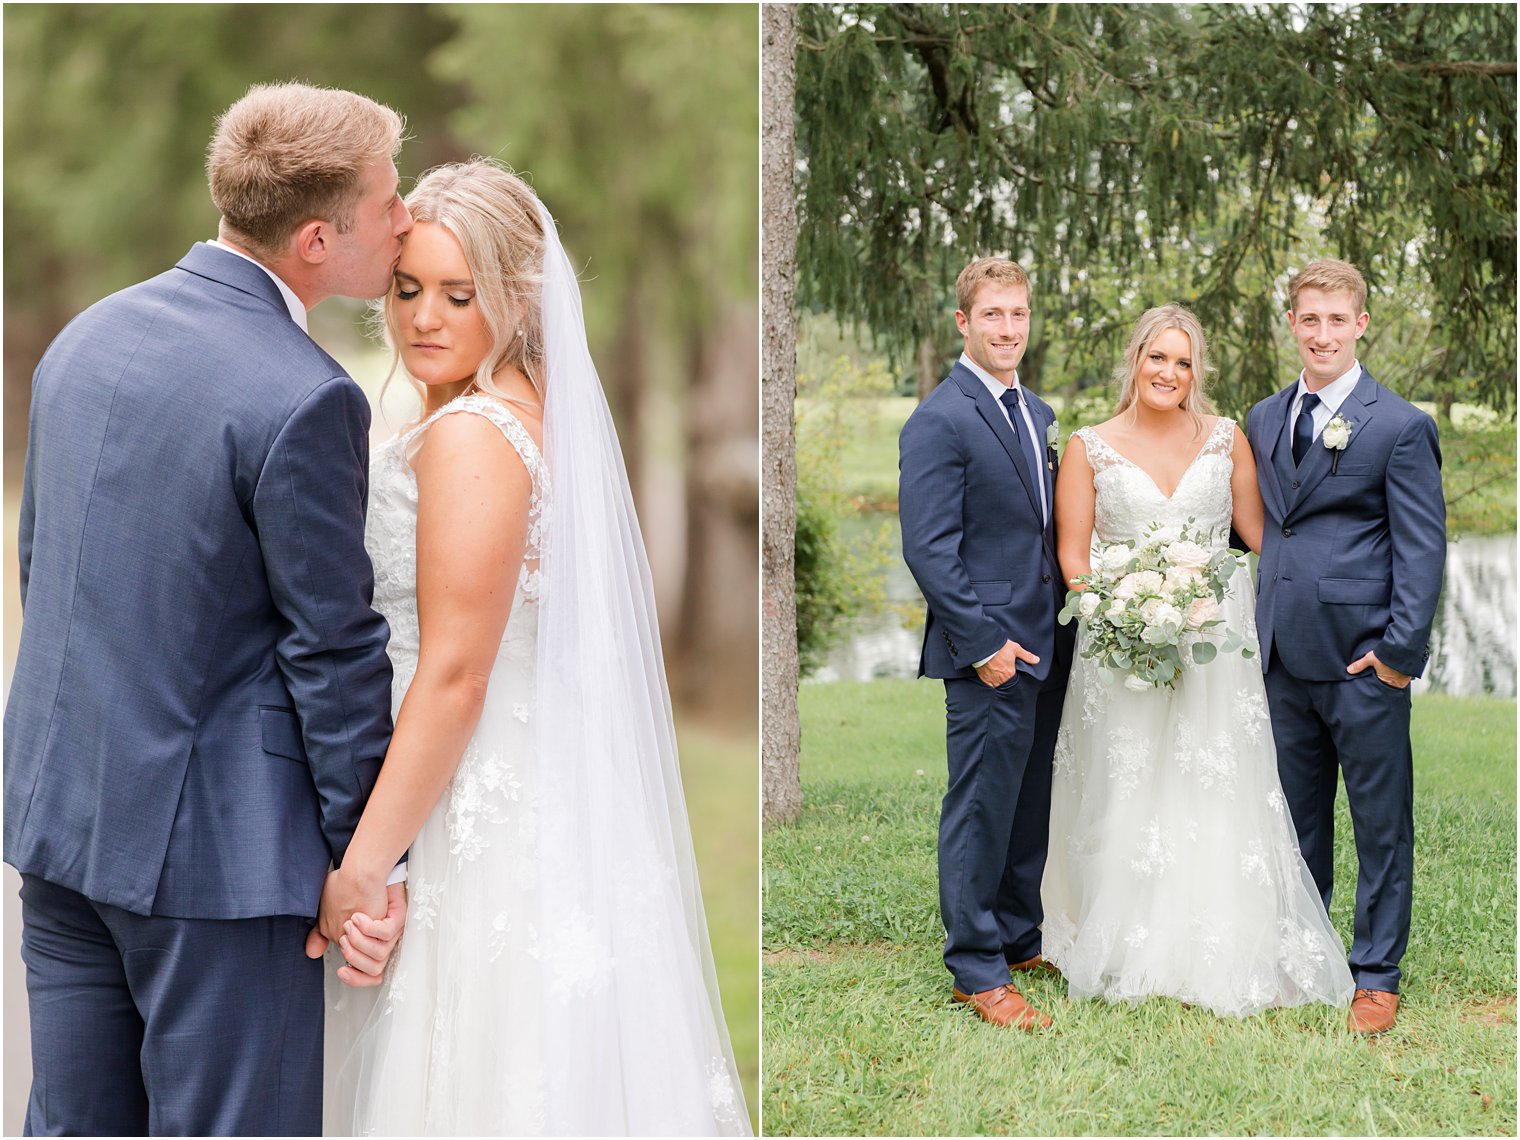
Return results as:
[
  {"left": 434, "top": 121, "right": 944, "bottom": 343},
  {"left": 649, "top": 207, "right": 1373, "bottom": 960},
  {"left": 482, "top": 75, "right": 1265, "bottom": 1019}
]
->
[{"left": 762, "top": 681, "right": 1516, "bottom": 1136}]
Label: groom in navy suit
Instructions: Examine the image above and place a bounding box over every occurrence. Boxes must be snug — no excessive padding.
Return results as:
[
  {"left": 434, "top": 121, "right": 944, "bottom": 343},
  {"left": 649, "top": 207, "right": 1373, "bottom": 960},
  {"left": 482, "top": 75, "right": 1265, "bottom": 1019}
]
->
[
  {"left": 899, "top": 258, "right": 1074, "bottom": 1029},
  {"left": 5, "top": 83, "right": 413, "bottom": 1134},
  {"left": 1247, "top": 257, "right": 1445, "bottom": 1036}
]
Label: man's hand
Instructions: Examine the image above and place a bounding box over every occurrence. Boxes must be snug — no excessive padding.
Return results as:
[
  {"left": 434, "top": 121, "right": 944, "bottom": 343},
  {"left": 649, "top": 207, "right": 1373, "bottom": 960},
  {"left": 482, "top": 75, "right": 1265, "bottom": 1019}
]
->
[
  {"left": 305, "top": 881, "right": 408, "bottom": 988},
  {"left": 975, "top": 639, "right": 1040, "bottom": 687},
  {"left": 1347, "top": 649, "right": 1411, "bottom": 689}
]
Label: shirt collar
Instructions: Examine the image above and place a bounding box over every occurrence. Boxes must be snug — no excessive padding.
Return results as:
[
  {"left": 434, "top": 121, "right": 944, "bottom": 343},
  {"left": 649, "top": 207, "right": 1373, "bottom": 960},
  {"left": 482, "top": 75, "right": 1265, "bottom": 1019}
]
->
[
  {"left": 1295, "top": 359, "right": 1361, "bottom": 415},
  {"left": 959, "top": 351, "right": 1021, "bottom": 402},
  {"left": 208, "top": 239, "right": 309, "bottom": 332}
]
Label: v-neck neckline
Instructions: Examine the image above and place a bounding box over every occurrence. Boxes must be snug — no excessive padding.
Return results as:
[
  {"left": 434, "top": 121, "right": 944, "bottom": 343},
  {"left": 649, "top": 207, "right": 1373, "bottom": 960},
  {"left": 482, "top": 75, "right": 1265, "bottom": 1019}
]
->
[{"left": 1089, "top": 417, "right": 1224, "bottom": 500}]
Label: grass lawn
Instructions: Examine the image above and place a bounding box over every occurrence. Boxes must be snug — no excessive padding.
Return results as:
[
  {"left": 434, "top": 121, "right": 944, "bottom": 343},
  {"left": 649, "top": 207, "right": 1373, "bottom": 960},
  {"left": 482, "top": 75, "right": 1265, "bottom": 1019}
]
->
[
  {"left": 831, "top": 396, "right": 1516, "bottom": 536},
  {"left": 763, "top": 681, "right": 1516, "bottom": 1136}
]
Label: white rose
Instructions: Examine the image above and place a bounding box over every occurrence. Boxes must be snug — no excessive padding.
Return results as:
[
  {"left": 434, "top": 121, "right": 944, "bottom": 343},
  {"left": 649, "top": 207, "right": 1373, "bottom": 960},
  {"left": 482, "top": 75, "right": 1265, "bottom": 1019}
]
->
[
  {"left": 1141, "top": 602, "right": 1184, "bottom": 645},
  {"left": 1186, "top": 596, "right": 1220, "bottom": 630},
  {"left": 1123, "top": 674, "right": 1152, "bottom": 692},
  {"left": 1115, "top": 570, "right": 1164, "bottom": 600},
  {"left": 1150, "top": 525, "right": 1183, "bottom": 547},
  {"left": 1105, "top": 599, "right": 1128, "bottom": 624},
  {"left": 1099, "top": 544, "right": 1133, "bottom": 576},
  {"left": 1323, "top": 417, "right": 1353, "bottom": 450},
  {"left": 1164, "top": 540, "right": 1212, "bottom": 572},
  {"left": 1078, "top": 591, "right": 1101, "bottom": 618},
  {"left": 1164, "top": 566, "right": 1202, "bottom": 593},
  {"left": 1137, "top": 597, "right": 1163, "bottom": 624}
]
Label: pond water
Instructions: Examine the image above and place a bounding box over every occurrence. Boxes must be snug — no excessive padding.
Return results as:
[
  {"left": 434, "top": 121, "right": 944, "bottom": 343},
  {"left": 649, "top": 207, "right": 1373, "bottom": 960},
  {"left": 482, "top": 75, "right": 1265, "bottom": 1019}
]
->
[{"left": 811, "top": 518, "right": 1516, "bottom": 699}]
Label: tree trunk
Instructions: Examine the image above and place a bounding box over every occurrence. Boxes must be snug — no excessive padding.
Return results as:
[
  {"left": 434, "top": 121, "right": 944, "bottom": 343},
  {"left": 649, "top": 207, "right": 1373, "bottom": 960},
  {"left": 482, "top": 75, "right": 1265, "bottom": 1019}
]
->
[
  {"left": 916, "top": 334, "right": 940, "bottom": 401},
  {"left": 761, "top": 3, "right": 802, "bottom": 827},
  {"left": 674, "top": 303, "right": 760, "bottom": 719}
]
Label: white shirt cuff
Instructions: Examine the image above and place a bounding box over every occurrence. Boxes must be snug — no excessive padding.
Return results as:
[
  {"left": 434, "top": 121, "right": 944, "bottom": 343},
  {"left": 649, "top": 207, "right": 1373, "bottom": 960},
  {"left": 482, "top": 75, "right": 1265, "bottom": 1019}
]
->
[{"left": 386, "top": 862, "right": 408, "bottom": 886}]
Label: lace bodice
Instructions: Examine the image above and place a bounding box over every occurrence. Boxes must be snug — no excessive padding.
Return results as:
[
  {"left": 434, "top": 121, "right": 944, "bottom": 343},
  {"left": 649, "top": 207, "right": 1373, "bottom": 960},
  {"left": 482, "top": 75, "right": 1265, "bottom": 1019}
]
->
[
  {"left": 365, "top": 393, "right": 546, "bottom": 700},
  {"left": 1078, "top": 416, "right": 1236, "bottom": 547}
]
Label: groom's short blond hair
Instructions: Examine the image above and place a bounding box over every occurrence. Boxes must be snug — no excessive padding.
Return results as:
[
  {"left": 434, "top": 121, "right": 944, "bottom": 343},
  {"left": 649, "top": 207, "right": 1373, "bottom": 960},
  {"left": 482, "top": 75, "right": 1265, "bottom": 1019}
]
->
[
  {"left": 207, "top": 82, "right": 406, "bottom": 260},
  {"left": 1287, "top": 258, "right": 1368, "bottom": 314},
  {"left": 955, "top": 257, "right": 1031, "bottom": 316}
]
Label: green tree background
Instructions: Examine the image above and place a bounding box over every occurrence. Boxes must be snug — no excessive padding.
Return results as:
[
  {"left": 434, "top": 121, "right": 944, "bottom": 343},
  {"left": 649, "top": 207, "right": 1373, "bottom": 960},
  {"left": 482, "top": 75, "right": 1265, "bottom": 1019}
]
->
[
  {"left": 2, "top": 4, "right": 758, "bottom": 1128},
  {"left": 795, "top": 2, "right": 1515, "bottom": 416}
]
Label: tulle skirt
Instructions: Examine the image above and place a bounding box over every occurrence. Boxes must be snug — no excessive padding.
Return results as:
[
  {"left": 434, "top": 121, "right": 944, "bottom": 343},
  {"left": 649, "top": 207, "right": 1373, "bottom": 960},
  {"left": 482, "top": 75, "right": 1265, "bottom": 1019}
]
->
[{"left": 1040, "top": 576, "right": 1355, "bottom": 1017}]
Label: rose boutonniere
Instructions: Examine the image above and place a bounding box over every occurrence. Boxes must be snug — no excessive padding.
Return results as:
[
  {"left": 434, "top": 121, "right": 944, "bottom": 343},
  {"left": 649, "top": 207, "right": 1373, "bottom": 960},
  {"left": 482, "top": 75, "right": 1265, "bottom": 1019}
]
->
[
  {"left": 1323, "top": 413, "right": 1354, "bottom": 474},
  {"left": 1046, "top": 420, "right": 1060, "bottom": 471}
]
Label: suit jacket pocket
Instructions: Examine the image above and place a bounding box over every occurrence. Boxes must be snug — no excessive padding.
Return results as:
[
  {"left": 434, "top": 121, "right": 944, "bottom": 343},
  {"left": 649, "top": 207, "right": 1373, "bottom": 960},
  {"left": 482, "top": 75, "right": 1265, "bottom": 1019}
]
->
[
  {"left": 259, "top": 706, "right": 307, "bottom": 764},
  {"left": 1317, "top": 577, "right": 1390, "bottom": 606},
  {"left": 971, "top": 579, "right": 1013, "bottom": 606},
  {"left": 1331, "top": 463, "right": 1373, "bottom": 476}
]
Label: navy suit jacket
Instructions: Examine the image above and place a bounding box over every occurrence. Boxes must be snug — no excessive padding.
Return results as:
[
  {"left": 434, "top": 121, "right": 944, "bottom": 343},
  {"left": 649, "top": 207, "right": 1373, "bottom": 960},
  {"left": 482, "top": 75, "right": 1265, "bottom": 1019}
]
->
[
  {"left": 1247, "top": 366, "right": 1445, "bottom": 682},
  {"left": 899, "top": 362, "right": 1073, "bottom": 682},
  {"left": 5, "top": 243, "right": 393, "bottom": 920}
]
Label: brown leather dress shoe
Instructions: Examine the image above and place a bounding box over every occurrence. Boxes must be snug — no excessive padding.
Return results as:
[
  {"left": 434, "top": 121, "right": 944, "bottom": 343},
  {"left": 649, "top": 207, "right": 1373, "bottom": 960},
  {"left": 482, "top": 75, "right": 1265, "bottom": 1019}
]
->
[
  {"left": 1348, "top": 988, "right": 1399, "bottom": 1035},
  {"left": 952, "top": 982, "right": 1052, "bottom": 1029},
  {"left": 1008, "top": 954, "right": 1059, "bottom": 974}
]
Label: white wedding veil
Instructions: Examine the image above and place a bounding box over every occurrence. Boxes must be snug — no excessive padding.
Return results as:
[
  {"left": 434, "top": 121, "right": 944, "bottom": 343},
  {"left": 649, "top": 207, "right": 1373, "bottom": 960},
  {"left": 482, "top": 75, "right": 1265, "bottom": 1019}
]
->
[{"left": 529, "top": 198, "right": 750, "bottom": 1134}]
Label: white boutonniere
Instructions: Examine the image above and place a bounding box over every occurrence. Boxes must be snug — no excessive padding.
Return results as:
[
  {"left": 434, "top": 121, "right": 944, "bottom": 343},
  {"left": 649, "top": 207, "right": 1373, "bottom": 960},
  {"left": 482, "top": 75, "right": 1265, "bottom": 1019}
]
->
[
  {"left": 1046, "top": 420, "right": 1059, "bottom": 470},
  {"left": 1323, "top": 413, "right": 1354, "bottom": 474}
]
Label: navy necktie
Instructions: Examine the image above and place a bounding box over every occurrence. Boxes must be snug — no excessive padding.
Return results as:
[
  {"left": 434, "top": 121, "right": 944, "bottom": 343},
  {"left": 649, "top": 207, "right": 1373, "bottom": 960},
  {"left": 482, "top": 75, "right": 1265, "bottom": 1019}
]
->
[
  {"left": 999, "top": 387, "right": 1043, "bottom": 516},
  {"left": 1292, "top": 392, "right": 1321, "bottom": 466}
]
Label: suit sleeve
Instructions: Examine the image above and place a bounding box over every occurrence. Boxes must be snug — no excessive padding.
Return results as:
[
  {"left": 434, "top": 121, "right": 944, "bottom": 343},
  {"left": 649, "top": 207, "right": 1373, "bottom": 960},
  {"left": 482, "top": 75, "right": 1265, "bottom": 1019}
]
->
[
  {"left": 1376, "top": 412, "right": 1445, "bottom": 677},
  {"left": 899, "top": 405, "right": 1007, "bottom": 669},
  {"left": 17, "top": 433, "right": 34, "bottom": 609},
  {"left": 251, "top": 376, "right": 393, "bottom": 865}
]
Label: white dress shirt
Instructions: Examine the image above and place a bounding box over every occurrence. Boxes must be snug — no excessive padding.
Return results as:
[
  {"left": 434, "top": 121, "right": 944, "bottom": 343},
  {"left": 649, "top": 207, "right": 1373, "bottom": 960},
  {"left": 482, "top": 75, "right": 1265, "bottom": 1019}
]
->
[{"left": 1292, "top": 359, "right": 1362, "bottom": 439}]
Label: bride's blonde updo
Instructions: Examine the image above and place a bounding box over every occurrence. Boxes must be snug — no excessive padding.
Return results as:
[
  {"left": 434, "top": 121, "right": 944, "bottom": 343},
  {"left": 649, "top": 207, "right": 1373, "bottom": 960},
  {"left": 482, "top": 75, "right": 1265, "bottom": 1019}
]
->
[
  {"left": 1113, "top": 303, "right": 1217, "bottom": 429},
  {"left": 381, "top": 156, "right": 547, "bottom": 401}
]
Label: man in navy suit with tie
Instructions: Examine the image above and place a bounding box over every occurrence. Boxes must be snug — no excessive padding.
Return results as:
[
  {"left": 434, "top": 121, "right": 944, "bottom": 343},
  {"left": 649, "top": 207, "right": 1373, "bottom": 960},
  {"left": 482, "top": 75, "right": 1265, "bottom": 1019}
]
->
[
  {"left": 899, "top": 258, "right": 1074, "bottom": 1029},
  {"left": 1247, "top": 258, "right": 1445, "bottom": 1036},
  {"left": 6, "top": 83, "right": 414, "bottom": 1133}
]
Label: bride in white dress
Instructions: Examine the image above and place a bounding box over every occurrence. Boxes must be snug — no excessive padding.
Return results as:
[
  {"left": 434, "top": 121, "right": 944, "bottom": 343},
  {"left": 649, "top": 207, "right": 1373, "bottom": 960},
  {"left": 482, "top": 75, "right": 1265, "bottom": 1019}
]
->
[
  {"left": 1041, "top": 304, "right": 1354, "bottom": 1018},
  {"left": 317, "top": 159, "right": 748, "bottom": 1134}
]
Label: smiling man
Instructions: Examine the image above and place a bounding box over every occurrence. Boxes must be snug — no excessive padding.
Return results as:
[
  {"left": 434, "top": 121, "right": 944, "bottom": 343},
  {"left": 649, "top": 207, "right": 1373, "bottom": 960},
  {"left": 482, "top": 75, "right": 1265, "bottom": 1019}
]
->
[
  {"left": 1246, "top": 257, "right": 1446, "bottom": 1037},
  {"left": 898, "top": 257, "right": 1074, "bottom": 1029}
]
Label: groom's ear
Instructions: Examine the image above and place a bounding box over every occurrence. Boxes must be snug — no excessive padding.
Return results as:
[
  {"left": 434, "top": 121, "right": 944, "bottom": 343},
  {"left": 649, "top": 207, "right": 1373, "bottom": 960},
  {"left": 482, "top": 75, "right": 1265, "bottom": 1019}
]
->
[{"left": 292, "top": 218, "right": 330, "bottom": 266}]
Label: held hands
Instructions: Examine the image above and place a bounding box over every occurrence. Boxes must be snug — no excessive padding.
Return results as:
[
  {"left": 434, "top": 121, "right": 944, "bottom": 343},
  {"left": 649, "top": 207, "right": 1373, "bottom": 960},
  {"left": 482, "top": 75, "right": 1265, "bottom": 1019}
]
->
[
  {"left": 1347, "top": 649, "right": 1411, "bottom": 689},
  {"left": 305, "top": 874, "right": 409, "bottom": 988},
  {"left": 975, "top": 639, "right": 1041, "bottom": 687}
]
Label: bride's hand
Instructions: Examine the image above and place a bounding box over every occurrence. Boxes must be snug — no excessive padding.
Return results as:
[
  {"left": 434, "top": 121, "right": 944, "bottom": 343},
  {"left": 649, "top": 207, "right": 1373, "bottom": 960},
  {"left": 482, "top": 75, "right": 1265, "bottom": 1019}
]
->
[{"left": 334, "top": 882, "right": 409, "bottom": 988}]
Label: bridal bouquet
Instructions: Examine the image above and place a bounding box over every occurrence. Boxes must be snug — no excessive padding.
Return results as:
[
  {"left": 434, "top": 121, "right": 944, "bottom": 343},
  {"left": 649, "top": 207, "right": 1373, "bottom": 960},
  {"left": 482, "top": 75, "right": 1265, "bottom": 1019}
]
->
[{"left": 1058, "top": 522, "right": 1256, "bottom": 690}]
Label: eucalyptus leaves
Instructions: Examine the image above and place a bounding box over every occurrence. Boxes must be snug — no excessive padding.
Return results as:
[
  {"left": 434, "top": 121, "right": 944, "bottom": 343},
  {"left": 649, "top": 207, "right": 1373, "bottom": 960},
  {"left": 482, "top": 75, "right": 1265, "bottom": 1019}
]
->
[{"left": 1058, "top": 522, "right": 1257, "bottom": 690}]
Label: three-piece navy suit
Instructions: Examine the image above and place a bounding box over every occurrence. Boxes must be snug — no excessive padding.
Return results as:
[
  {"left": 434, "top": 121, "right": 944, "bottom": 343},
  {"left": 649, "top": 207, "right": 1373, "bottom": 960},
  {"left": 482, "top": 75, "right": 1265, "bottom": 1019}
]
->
[
  {"left": 5, "top": 243, "right": 393, "bottom": 1134},
  {"left": 899, "top": 361, "right": 1073, "bottom": 995},
  {"left": 1248, "top": 365, "right": 1445, "bottom": 993}
]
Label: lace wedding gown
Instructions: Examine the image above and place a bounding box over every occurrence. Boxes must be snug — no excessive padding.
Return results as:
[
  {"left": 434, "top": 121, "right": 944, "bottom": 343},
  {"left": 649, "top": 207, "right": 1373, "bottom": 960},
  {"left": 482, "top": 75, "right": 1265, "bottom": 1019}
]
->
[
  {"left": 323, "top": 395, "right": 747, "bottom": 1135},
  {"left": 1040, "top": 417, "right": 1354, "bottom": 1018}
]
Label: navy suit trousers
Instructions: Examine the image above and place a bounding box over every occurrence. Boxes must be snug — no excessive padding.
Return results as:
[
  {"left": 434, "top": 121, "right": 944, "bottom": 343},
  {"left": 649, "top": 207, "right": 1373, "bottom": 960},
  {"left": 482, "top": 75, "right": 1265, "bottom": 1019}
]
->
[
  {"left": 19, "top": 875, "right": 323, "bottom": 1136},
  {"left": 940, "top": 673, "right": 1066, "bottom": 994},
  {"left": 1264, "top": 654, "right": 1414, "bottom": 993}
]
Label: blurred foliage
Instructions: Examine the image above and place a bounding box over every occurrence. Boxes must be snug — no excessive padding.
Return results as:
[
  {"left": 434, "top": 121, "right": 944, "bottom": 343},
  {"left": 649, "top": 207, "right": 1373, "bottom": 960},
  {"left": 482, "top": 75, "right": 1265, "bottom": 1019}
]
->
[
  {"left": 3, "top": 5, "right": 466, "bottom": 312},
  {"left": 795, "top": 3, "right": 1516, "bottom": 416},
  {"left": 794, "top": 354, "right": 897, "bottom": 674}
]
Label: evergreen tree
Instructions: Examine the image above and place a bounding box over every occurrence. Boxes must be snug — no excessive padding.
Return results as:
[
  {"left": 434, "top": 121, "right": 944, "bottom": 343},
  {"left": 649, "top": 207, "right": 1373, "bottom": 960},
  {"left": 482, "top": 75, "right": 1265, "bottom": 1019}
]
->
[{"left": 796, "top": 3, "right": 1515, "bottom": 413}]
